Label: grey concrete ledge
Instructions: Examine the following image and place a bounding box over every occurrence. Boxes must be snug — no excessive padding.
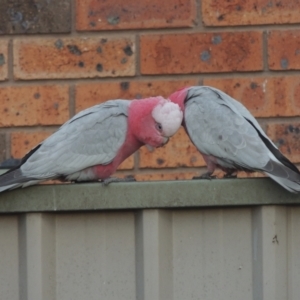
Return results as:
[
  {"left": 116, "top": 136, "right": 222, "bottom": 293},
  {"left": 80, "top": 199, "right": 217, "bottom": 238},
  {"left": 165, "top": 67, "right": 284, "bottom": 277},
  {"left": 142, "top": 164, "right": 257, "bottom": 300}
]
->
[{"left": 0, "top": 178, "right": 299, "bottom": 213}]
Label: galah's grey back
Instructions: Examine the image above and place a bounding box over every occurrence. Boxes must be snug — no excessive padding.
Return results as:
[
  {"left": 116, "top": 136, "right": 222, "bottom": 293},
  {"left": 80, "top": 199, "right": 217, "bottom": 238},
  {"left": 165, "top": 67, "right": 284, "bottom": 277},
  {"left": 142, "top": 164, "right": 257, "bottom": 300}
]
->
[
  {"left": 0, "top": 100, "right": 130, "bottom": 191},
  {"left": 184, "top": 86, "right": 300, "bottom": 193}
]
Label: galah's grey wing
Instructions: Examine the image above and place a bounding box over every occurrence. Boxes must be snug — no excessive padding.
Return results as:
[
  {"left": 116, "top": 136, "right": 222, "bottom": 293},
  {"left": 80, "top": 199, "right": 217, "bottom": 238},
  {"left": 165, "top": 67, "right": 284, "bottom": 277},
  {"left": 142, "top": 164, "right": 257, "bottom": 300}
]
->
[
  {"left": 184, "top": 87, "right": 270, "bottom": 171},
  {"left": 190, "top": 87, "right": 300, "bottom": 173},
  {"left": 201, "top": 86, "right": 278, "bottom": 148},
  {"left": 20, "top": 99, "right": 131, "bottom": 179},
  {"left": 185, "top": 86, "right": 300, "bottom": 192}
]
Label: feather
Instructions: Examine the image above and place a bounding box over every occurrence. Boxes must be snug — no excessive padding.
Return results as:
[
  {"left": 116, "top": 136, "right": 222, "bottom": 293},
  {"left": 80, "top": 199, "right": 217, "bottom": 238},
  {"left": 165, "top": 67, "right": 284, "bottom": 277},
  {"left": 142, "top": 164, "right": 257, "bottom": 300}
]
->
[
  {"left": 0, "top": 100, "right": 131, "bottom": 192},
  {"left": 173, "top": 86, "right": 300, "bottom": 193}
]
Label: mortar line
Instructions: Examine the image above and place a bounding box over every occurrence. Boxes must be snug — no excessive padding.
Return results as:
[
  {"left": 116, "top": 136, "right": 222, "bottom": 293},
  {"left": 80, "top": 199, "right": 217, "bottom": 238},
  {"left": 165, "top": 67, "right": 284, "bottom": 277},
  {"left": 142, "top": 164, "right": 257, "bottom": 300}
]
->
[
  {"left": 2, "top": 70, "right": 300, "bottom": 88},
  {"left": 5, "top": 131, "right": 11, "bottom": 160},
  {"left": 133, "top": 152, "right": 140, "bottom": 173},
  {"left": 135, "top": 34, "right": 141, "bottom": 77},
  {"left": 7, "top": 38, "right": 14, "bottom": 83},
  {"left": 71, "top": 0, "right": 77, "bottom": 34},
  {"left": 195, "top": 0, "right": 203, "bottom": 29},
  {"left": 1, "top": 23, "right": 300, "bottom": 39},
  {"left": 69, "top": 84, "right": 76, "bottom": 118},
  {"left": 263, "top": 31, "right": 269, "bottom": 71}
]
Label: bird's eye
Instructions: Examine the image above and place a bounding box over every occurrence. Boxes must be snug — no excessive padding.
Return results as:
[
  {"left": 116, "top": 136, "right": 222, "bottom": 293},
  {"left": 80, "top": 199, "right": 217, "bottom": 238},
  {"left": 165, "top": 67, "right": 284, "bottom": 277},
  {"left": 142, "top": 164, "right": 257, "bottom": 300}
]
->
[{"left": 156, "top": 123, "right": 163, "bottom": 131}]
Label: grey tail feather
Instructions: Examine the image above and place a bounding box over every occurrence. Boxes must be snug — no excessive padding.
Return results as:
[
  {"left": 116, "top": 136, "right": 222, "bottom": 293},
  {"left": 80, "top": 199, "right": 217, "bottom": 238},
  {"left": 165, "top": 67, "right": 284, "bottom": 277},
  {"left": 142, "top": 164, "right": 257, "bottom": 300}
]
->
[
  {"left": 0, "top": 183, "right": 22, "bottom": 193},
  {"left": 246, "top": 118, "right": 300, "bottom": 175},
  {"left": 0, "top": 168, "right": 36, "bottom": 193},
  {"left": 263, "top": 160, "right": 300, "bottom": 193},
  {"left": 267, "top": 174, "right": 300, "bottom": 193},
  {"left": 0, "top": 144, "right": 44, "bottom": 193}
]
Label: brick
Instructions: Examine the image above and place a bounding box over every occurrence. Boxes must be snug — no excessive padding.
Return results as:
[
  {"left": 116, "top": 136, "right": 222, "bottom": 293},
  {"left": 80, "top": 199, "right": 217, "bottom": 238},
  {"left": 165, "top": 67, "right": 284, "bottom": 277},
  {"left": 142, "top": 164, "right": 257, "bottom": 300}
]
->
[
  {"left": 76, "top": 0, "right": 196, "bottom": 31},
  {"left": 204, "top": 76, "right": 300, "bottom": 118},
  {"left": 11, "top": 132, "right": 52, "bottom": 159},
  {"left": 75, "top": 79, "right": 198, "bottom": 112},
  {"left": 14, "top": 37, "right": 135, "bottom": 80},
  {"left": 0, "top": 0, "right": 71, "bottom": 34},
  {"left": 268, "top": 30, "right": 300, "bottom": 70},
  {"left": 0, "top": 85, "right": 69, "bottom": 127},
  {"left": 237, "top": 171, "right": 265, "bottom": 178},
  {"left": 118, "top": 156, "right": 134, "bottom": 170},
  {"left": 135, "top": 171, "right": 200, "bottom": 181},
  {"left": 202, "top": 0, "right": 300, "bottom": 26},
  {"left": 139, "top": 127, "right": 205, "bottom": 168},
  {"left": 135, "top": 170, "right": 264, "bottom": 181},
  {"left": 213, "top": 169, "right": 265, "bottom": 179},
  {"left": 11, "top": 131, "right": 134, "bottom": 170},
  {"left": 266, "top": 123, "right": 300, "bottom": 163},
  {"left": 0, "top": 40, "right": 8, "bottom": 81},
  {"left": 140, "top": 32, "right": 262, "bottom": 74}
]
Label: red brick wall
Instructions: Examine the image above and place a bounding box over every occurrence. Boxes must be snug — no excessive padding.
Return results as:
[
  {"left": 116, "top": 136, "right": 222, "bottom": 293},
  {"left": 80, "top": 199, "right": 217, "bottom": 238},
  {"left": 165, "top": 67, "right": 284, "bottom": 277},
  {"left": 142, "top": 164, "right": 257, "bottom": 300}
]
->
[{"left": 0, "top": 0, "right": 299, "bottom": 181}]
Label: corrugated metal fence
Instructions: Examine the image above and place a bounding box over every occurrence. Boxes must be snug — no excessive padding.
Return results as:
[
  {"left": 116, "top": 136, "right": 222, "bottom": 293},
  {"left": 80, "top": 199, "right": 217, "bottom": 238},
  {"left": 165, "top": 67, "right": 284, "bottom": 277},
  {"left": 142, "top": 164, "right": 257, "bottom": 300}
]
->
[{"left": 0, "top": 180, "right": 299, "bottom": 300}]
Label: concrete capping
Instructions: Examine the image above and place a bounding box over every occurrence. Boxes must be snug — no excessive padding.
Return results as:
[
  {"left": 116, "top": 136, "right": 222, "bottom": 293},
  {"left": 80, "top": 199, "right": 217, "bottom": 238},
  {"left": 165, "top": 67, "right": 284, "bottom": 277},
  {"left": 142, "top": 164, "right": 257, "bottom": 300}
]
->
[{"left": 0, "top": 178, "right": 299, "bottom": 213}]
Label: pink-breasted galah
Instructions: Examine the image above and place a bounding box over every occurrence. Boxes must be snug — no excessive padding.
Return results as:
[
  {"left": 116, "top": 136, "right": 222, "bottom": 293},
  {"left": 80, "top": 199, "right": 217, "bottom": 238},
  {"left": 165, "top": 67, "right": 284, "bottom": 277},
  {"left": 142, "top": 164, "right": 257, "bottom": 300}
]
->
[
  {"left": 0, "top": 97, "right": 183, "bottom": 192},
  {"left": 169, "top": 85, "right": 300, "bottom": 193}
]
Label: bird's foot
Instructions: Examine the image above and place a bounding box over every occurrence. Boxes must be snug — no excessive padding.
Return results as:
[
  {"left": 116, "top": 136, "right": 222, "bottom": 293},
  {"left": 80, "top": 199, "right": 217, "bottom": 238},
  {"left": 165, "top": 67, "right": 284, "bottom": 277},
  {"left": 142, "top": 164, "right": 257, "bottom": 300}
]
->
[
  {"left": 223, "top": 173, "right": 237, "bottom": 179},
  {"left": 72, "top": 180, "right": 95, "bottom": 184},
  {"left": 193, "top": 173, "right": 216, "bottom": 180},
  {"left": 102, "top": 176, "right": 136, "bottom": 186}
]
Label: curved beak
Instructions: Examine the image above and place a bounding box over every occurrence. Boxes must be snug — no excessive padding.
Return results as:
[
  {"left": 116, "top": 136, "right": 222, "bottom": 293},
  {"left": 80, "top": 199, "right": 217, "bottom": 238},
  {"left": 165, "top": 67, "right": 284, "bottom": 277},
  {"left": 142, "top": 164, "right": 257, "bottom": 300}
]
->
[
  {"left": 162, "top": 137, "right": 169, "bottom": 145},
  {"left": 146, "top": 137, "right": 170, "bottom": 151},
  {"left": 145, "top": 144, "right": 155, "bottom": 152}
]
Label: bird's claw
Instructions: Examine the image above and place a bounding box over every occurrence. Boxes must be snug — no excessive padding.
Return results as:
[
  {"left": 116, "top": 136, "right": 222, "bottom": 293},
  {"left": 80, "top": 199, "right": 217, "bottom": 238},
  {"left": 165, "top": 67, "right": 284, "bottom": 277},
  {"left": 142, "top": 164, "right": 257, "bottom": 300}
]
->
[
  {"left": 102, "top": 176, "right": 136, "bottom": 186},
  {"left": 193, "top": 173, "right": 216, "bottom": 180},
  {"left": 223, "top": 173, "right": 237, "bottom": 179}
]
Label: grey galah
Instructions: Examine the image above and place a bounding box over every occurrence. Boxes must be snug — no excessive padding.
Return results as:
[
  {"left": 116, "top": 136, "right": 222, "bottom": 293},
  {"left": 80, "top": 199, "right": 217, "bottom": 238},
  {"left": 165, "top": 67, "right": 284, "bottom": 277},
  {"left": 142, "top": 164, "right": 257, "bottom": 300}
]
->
[
  {"left": 0, "top": 97, "right": 183, "bottom": 193},
  {"left": 169, "top": 86, "right": 300, "bottom": 193}
]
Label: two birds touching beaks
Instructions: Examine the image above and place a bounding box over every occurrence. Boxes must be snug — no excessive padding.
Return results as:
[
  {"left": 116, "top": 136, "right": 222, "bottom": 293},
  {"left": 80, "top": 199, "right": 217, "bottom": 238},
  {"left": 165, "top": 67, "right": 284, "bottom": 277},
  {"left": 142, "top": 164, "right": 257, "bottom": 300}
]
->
[{"left": 0, "top": 85, "right": 300, "bottom": 194}]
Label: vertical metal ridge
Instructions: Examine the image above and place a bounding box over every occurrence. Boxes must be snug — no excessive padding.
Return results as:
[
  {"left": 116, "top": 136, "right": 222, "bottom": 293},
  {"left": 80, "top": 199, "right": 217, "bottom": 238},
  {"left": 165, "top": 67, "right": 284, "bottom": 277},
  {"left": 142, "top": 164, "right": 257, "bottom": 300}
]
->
[
  {"left": 252, "top": 207, "right": 263, "bottom": 300},
  {"left": 0, "top": 215, "right": 19, "bottom": 299},
  {"left": 135, "top": 211, "right": 145, "bottom": 300},
  {"left": 252, "top": 206, "right": 289, "bottom": 300},
  {"left": 18, "top": 214, "right": 56, "bottom": 300},
  {"left": 140, "top": 209, "right": 173, "bottom": 300},
  {"left": 286, "top": 206, "right": 300, "bottom": 300},
  {"left": 158, "top": 210, "right": 173, "bottom": 300},
  {"left": 18, "top": 214, "right": 28, "bottom": 300},
  {"left": 41, "top": 214, "right": 56, "bottom": 300}
]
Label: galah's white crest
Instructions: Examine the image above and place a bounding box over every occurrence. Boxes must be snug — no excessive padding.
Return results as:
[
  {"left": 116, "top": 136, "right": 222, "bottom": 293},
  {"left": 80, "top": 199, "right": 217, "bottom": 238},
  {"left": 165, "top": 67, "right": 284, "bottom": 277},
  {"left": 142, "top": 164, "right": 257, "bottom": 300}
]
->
[
  {"left": 0, "top": 97, "right": 183, "bottom": 192},
  {"left": 169, "top": 86, "right": 300, "bottom": 193}
]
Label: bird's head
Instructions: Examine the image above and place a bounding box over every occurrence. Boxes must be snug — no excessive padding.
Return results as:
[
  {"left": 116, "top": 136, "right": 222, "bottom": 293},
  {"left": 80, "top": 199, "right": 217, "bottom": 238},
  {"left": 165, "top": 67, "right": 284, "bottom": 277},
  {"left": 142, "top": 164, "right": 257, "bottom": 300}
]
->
[
  {"left": 129, "top": 96, "right": 183, "bottom": 149},
  {"left": 168, "top": 87, "right": 190, "bottom": 112}
]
